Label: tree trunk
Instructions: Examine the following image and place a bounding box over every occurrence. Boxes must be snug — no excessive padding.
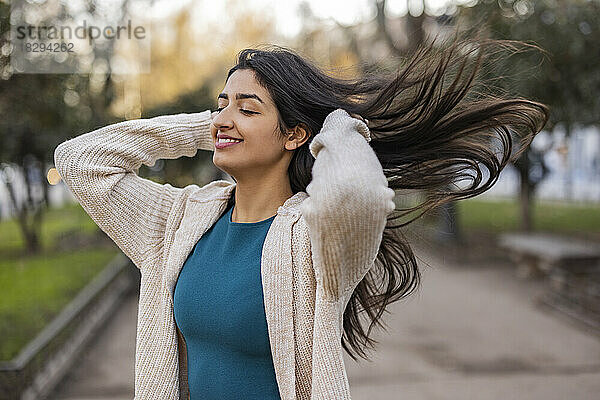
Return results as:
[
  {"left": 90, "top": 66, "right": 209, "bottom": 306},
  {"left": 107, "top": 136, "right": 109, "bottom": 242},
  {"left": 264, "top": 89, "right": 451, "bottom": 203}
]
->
[
  {"left": 563, "top": 125, "right": 572, "bottom": 201},
  {"left": 40, "top": 160, "right": 50, "bottom": 207},
  {"left": 518, "top": 151, "right": 533, "bottom": 232},
  {"left": 3, "top": 165, "right": 42, "bottom": 254},
  {"left": 22, "top": 157, "right": 34, "bottom": 210}
]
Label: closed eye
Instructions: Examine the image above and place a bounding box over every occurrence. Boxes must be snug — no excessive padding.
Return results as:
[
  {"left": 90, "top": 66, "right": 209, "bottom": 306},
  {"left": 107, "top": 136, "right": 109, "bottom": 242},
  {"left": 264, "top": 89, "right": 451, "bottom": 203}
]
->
[
  {"left": 240, "top": 109, "right": 259, "bottom": 115},
  {"left": 215, "top": 107, "right": 259, "bottom": 115}
]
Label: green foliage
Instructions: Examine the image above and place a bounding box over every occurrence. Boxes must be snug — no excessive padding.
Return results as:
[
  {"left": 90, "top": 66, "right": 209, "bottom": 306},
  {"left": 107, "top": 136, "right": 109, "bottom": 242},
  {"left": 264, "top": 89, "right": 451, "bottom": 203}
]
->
[
  {"left": 458, "top": 0, "right": 600, "bottom": 130},
  {"left": 0, "top": 3, "right": 116, "bottom": 165},
  {"left": 0, "top": 2, "right": 118, "bottom": 253}
]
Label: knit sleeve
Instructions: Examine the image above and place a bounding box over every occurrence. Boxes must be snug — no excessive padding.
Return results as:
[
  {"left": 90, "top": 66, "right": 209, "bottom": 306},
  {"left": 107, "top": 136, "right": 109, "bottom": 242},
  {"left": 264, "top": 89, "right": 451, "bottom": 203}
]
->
[
  {"left": 300, "top": 108, "right": 396, "bottom": 301},
  {"left": 53, "top": 111, "right": 215, "bottom": 271}
]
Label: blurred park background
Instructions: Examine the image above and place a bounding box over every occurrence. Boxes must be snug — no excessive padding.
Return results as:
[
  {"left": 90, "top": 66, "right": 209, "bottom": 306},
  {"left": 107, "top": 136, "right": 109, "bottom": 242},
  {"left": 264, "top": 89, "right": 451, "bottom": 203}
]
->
[{"left": 0, "top": 0, "right": 599, "bottom": 399}]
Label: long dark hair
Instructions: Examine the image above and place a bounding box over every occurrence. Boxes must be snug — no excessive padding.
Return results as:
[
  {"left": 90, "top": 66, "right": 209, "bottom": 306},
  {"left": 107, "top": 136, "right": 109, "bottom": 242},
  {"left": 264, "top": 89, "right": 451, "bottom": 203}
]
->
[{"left": 224, "top": 27, "right": 549, "bottom": 362}]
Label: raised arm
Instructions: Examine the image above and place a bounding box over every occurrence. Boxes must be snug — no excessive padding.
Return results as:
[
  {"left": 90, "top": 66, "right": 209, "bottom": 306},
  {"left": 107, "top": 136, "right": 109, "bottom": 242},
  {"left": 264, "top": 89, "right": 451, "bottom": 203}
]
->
[
  {"left": 53, "top": 110, "right": 215, "bottom": 272},
  {"left": 300, "top": 108, "right": 396, "bottom": 302}
]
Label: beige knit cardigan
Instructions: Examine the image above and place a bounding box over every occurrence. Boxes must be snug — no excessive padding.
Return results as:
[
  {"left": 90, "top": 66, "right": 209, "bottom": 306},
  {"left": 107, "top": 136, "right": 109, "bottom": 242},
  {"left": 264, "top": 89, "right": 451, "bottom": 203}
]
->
[{"left": 53, "top": 107, "right": 396, "bottom": 399}]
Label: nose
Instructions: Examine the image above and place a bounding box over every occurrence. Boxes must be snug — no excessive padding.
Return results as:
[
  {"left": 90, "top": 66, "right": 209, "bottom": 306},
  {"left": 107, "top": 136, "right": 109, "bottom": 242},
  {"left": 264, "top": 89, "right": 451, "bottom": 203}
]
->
[{"left": 211, "top": 110, "right": 233, "bottom": 130}]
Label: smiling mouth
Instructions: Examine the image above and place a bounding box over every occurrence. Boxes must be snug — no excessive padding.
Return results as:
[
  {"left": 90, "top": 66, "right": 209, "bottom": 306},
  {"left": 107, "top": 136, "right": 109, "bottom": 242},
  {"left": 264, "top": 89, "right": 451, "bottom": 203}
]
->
[
  {"left": 217, "top": 138, "right": 243, "bottom": 143},
  {"left": 215, "top": 138, "right": 243, "bottom": 149}
]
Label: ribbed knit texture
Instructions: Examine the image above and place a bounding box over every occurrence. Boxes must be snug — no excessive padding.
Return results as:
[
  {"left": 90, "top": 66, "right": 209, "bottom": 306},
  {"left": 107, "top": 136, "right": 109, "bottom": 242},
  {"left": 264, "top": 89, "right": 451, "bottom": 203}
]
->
[{"left": 53, "top": 108, "right": 395, "bottom": 400}]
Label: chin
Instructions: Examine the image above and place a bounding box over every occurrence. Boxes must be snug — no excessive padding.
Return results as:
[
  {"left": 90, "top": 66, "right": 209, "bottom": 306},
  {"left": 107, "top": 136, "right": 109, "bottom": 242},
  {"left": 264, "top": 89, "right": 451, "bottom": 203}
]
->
[{"left": 213, "top": 157, "right": 240, "bottom": 178}]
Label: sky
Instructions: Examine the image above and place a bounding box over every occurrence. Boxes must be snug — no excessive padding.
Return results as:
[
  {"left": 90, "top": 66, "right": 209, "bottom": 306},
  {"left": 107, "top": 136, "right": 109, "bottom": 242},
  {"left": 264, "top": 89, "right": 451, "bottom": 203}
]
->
[{"left": 145, "top": 0, "right": 474, "bottom": 38}]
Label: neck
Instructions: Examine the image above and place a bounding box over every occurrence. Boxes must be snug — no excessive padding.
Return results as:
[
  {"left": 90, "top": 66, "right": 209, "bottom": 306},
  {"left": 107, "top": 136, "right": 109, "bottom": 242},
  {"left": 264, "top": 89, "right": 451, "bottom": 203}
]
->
[{"left": 230, "top": 176, "right": 294, "bottom": 223}]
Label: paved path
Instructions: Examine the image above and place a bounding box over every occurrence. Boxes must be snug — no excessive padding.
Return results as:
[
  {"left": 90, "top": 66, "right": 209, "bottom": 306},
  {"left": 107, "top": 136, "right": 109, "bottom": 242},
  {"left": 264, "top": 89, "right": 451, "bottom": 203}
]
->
[
  {"left": 50, "top": 246, "right": 600, "bottom": 399},
  {"left": 344, "top": 243, "right": 600, "bottom": 399},
  {"left": 49, "top": 289, "right": 136, "bottom": 400}
]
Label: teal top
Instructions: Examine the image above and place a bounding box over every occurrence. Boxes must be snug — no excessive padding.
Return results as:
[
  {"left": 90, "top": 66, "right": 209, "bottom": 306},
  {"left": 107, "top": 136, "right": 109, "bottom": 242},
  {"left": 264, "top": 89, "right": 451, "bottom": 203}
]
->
[{"left": 173, "top": 202, "right": 281, "bottom": 400}]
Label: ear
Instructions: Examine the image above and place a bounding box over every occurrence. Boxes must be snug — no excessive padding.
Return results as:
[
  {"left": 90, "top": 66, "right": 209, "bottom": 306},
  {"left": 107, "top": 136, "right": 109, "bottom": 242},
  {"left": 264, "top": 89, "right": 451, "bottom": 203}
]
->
[{"left": 284, "top": 124, "right": 311, "bottom": 151}]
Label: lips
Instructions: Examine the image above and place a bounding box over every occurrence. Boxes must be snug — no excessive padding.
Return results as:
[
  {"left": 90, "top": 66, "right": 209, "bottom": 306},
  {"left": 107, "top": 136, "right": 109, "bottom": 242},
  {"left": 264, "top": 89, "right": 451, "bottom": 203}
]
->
[
  {"left": 217, "top": 133, "right": 243, "bottom": 140},
  {"left": 215, "top": 138, "right": 243, "bottom": 149}
]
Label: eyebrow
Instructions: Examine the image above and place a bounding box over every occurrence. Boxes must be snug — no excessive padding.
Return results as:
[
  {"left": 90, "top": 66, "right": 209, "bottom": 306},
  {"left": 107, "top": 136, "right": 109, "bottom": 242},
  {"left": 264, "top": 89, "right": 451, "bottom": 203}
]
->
[{"left": 217, "top": 92, "right": 265, "bottom": 104}]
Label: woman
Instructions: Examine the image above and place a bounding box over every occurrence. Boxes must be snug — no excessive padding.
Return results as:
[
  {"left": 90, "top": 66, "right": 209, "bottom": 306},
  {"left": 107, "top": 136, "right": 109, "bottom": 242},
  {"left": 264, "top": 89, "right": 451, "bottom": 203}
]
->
[{"left": 53, "top": 30, "right": 549, "bottom": 400}]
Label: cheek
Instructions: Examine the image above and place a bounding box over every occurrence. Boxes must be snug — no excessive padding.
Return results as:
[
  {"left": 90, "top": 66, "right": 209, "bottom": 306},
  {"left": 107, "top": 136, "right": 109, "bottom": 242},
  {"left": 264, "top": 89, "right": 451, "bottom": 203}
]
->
[
  {"left": 243, "top": 137, "right": 288, "bottom": 168},
  {"left": 245, "top": 135, "right": 283, "bottom": 160},
  {"left": 241, "top": 122, "right": 282, "bottom": 150}
]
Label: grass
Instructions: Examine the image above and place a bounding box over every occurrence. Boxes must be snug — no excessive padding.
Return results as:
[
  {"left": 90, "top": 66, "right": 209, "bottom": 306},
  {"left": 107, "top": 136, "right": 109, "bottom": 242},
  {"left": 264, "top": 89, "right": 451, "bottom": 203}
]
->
[
  {"left": 454, "top": 197, "right": 600, "bottom": 237},
  {"left": 403, "top": 196, "right": 599, "bottom": 265},
  {"left": 0, "top": 202, "right": 99, "bottom": 256},
  {"left": 0, "top": 202, "right": 120, "bottom": 361}
]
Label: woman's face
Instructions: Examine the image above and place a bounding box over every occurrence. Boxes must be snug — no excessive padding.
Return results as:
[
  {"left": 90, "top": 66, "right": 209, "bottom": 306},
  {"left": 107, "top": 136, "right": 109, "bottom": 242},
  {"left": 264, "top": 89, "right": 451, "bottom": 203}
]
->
[{"left": 211, "top": 69, "right": 295, "bottom": 181}]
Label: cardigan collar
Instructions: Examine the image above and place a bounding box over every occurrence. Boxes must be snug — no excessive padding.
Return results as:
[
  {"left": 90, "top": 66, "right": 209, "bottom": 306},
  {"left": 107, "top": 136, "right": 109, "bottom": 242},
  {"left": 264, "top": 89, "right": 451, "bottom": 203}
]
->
[{"left": 190, "top": 179, "right": 308, "bottom": 217}]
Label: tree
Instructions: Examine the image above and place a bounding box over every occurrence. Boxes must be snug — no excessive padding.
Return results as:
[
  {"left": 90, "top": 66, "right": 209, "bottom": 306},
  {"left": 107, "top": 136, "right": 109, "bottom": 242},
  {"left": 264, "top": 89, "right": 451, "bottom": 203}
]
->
[
  {"left": 457, "top": 0, "right": 600, "bottom": 230},
  {"left": 0, "top": 1, "right": 121, "bottom": 253}
]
